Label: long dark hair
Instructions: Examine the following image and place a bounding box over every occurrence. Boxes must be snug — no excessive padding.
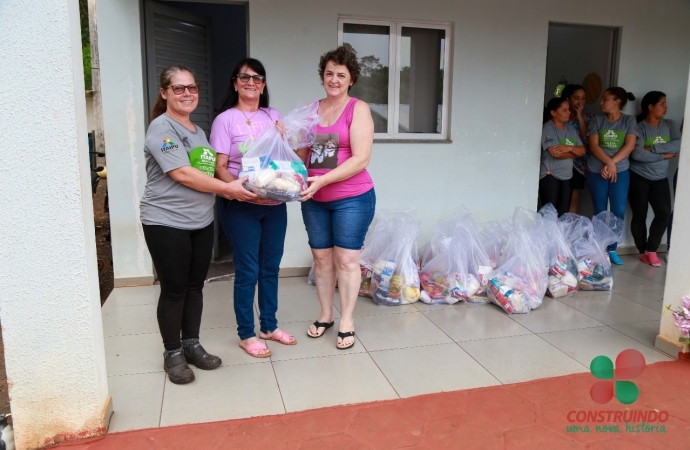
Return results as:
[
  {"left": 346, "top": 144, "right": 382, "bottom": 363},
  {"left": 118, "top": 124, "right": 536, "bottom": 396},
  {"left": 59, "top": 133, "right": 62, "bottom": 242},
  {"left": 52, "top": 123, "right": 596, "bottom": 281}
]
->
[
  {"left": 604, "top": 86, "right": 635, "bottom": 110},
  {"left": 561, "top": 84, "right": 586, "bottom": 101},
  {"left": 217, "top": 58, "right": 270, "bottom": 114},
  {"left": 636, "top": 91, "right": 666, "bottom": 123},
  {"left": 543, "top": 97, "right": 569, "bottom": 124},
  {"left": 150, "top": 65, "right": 195, "bottom": 121}
]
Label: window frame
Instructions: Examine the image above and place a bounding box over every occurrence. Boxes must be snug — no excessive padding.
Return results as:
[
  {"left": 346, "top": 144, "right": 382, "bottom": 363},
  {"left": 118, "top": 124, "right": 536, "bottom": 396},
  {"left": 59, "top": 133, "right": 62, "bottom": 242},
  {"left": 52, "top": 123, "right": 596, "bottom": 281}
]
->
[{"left": 338, "top": 16, "right": 452, "bottom": 141}]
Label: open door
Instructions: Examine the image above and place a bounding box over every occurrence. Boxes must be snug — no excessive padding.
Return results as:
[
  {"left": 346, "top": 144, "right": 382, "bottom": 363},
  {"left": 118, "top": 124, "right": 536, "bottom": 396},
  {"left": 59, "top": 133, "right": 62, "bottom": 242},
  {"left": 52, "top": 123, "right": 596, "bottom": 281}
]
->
[{"left": 144, "top": 0, "right": 214, "bottom": 134}]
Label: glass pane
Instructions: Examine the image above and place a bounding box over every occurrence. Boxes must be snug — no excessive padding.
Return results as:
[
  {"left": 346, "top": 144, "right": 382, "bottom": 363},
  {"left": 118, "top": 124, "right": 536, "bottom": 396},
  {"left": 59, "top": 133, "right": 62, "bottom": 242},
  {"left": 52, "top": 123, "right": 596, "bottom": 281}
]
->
[
  {"left": 399, "top": 27, "right": 445, "bottom": 134},
  {"left": 343, "top": 23, "right": 390, "bottom": 133}
]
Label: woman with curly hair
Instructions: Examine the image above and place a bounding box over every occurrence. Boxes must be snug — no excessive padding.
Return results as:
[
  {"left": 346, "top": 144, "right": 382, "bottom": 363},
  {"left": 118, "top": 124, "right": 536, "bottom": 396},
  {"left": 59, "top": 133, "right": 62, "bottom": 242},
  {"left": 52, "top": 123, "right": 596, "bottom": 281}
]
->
[{"left": 297, "top": 46, "right": 376, "bottom": 350}]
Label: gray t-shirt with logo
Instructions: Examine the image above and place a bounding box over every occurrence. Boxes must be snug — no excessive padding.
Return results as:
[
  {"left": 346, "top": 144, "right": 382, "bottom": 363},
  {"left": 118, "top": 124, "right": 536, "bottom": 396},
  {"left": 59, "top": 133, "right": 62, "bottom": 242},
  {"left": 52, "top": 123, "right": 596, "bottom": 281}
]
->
[
  {"left": 140, "top": 114, "right": 217, "bottom": 229},
  {"left": 540, "top": 121, "right": 583, "bottom": 180},
  {"left": 630, "top": 119, "right": 680, "bottom": 180},
  {"left": 587, "top": 114, "right": 638, "bottom": 173}
]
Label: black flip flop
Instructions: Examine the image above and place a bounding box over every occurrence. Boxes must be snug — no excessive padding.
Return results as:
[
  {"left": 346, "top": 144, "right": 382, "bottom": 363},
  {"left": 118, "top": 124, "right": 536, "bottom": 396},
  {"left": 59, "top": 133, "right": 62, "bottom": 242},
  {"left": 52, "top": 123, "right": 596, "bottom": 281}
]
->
[
  {"left": 307, "top": 320, "right": 334, "bottom": 338},
  {"left": 336, "top": 331, "right": 355, "bottom": 350}
]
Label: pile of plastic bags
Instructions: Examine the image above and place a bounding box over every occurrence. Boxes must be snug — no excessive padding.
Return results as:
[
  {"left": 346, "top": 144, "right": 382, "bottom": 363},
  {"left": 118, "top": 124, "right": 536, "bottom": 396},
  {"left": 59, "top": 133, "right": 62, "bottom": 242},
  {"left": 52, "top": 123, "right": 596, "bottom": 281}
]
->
[
  {"left": 538, "top": 205, "right": 579, "bottom": 298},
  {"left": 239, "top": 102, "right": 320, "bottom": 202}
]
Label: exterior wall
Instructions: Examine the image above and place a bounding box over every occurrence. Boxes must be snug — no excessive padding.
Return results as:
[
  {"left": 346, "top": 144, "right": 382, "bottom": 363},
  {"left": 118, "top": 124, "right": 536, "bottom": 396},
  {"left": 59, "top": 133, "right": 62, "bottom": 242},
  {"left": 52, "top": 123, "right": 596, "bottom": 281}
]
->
[
  {"left": 98, "top": 0, "right": 154, "bottom": 285},
  {"left": 0, "top": 0, "right": 109, "bottom": 448},
  {"left": 658, "top": 65, "right": 690, "bottom": 354},
  {"left": 100, "top": 0, "right": 690, "bottom": 276},
  {"left": 246, "top": 0, "right": 690, "bottom": 268}
]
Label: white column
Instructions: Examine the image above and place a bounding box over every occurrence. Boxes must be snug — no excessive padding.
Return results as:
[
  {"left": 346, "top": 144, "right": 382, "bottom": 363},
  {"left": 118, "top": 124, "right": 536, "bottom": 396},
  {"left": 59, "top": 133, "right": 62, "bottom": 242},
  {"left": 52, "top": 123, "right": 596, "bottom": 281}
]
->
[
  {"left": 0, "top": 1, "right": 110, "bottom": 448},
  {"left": 97, "top": 0, "right": 154, "bottom": 287},
  {"left": 657, "top": 65, "right": 690, "bottom": 356}
]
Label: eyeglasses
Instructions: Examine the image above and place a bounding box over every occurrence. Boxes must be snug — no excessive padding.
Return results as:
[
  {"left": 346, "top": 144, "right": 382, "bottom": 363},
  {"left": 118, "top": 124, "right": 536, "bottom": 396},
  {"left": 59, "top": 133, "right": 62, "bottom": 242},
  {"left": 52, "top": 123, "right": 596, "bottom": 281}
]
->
[
  {"left": 236, "top": 73, "right": 266, "bottom": 84},
  {"left": 166, "top": 83, "right": 201, "bottom": 94}
]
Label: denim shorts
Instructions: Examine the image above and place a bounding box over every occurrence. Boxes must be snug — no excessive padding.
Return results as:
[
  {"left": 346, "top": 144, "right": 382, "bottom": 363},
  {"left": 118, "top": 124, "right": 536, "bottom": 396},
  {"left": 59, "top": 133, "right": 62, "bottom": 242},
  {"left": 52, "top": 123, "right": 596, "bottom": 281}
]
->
[{"left": 301, "top": 188, "right": 376, "bottom": 250}]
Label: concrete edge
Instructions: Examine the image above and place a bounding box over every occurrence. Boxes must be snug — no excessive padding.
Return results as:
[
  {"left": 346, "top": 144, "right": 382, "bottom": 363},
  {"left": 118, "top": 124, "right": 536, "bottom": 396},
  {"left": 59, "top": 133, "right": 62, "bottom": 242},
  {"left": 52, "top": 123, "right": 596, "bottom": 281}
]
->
[
  {"left": 114, "top": 275, "right": 155, "bottom": 288},
  {"left": 101, "top": 395, "right": 113, "bottom": 432},
  {"left": 655, "top": 334, "right": 681, "bottom": 358}
]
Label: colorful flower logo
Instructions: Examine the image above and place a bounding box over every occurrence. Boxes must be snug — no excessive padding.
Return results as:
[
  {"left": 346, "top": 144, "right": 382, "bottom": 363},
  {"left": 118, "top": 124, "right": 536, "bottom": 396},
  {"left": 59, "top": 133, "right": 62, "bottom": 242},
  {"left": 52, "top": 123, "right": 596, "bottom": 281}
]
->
[{"left": 590, "top": 349, "right": 645, "bottom": 405}]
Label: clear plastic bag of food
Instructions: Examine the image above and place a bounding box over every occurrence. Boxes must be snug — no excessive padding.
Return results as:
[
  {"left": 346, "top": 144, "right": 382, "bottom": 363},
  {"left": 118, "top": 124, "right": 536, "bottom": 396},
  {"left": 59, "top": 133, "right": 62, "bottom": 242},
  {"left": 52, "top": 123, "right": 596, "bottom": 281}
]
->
[
  {"left": 239, "top": 103, "right": 319, "bottom": 202},
  {"left": 487, "top": 227, "right": 548, "bottom": 314},
  {"left": 479, "top": 220, "right": 509, "bottom": 270},
  {"left": 541, "top": 220, "right": 579, "bottom": 298},
  {"left": 453, "top": 226, "right": 493, "bottom": 304},
  {"left": 592, "top": 211, "right": 624, "bottom": 251},
  {"left": 370, "top": 219, "right": 422, "bottom": 306},
  {"left": 419, "top": 238, "right": 469, "bottom": 305},
  {"left": 558, "top": 213, "right": 613, "bottom": 291}
]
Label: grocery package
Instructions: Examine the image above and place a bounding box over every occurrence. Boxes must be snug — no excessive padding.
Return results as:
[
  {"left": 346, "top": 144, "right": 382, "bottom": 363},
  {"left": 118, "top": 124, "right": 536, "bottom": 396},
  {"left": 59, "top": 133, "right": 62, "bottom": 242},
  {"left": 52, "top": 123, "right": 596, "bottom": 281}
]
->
[
  {"left": 558, "top": 213, "right": 613, "bottom": 291},
  {"left": 453, "top": 227, "right": 493, "bottom": 304},
  {"left": 592, "top": 211, "right": 624, "bottom": 250},
  {"left": 479, "top": 220, "right": 510, "bottom": 269},
  {"left": 239, "top": 102, "right": 319, "bottom": 202},
  {"left": 419, "top": 239, "right": 473, "bottom": 305},
  {"left": 487, "top": 213, "right": 549, "bottom": 314},
  {"left": 359, "top": 209, "right": 417, "bottom": 298},
  {"left": 539, "top": 205, "right": 579, "bottom": 298},
  {"left": 370, "top": 219, "right": 422, "bottom": 306}
]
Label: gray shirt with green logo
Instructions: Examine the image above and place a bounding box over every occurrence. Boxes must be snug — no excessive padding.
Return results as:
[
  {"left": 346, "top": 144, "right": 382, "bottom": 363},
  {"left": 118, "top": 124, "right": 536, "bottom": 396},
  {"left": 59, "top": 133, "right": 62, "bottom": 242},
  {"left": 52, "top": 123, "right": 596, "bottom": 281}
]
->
[
  {"left": 140, "top": 114, "right": 217, "bottom": 229},
  {"left": 587, "top": 114, "right": 638, "bottom": 173},
  {"left": 630, "top": 119, "right": 681, "bottom": 180},
  {"left": 540, "top": 121, "right": 583, "bottom": 180}
]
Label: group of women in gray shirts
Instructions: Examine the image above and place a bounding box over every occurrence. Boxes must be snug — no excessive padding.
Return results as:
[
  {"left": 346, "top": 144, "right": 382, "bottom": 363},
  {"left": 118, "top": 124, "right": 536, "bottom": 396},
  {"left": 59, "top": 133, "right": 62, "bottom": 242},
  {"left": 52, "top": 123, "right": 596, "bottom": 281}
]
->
[{"left": 539, "top": 85, "right": 681, "bottom": 268}]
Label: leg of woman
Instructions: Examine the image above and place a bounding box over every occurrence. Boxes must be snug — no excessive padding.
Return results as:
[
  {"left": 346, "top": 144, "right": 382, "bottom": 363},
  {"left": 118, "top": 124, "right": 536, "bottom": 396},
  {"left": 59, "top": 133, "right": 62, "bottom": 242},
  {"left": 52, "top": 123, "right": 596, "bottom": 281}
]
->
[
  {"left": 607, "top": 170, "right": 630, "bottom": 253},
  {"left": 256, "top": 203, "right": 291, "bottom": 341},
  {"left": 628, "top": 171, "right": 651, "bottom": 254},
  {"left": 333, "top": 247, "right": 362, "bottom": 348},
  {"left": 569, "top": 189, "right": 580, "bottom": 214},
  {"left": 667, "top": 169, "right": 678, "bottom": 253},
  {"left": 143, "top": 224, "right": 196, "bottom": 384},
  {"left": 180, "top": 223, "right": 215, "bottom": 340},
  {"left": 331, "top": 189, "right": 376, "bottom": 349},
  {"left": 569, "top": 170, "right": 585, "bottom": 213},
  {"left": 143, "top": 224, "right": 192, "bottom": 351},
  {"left": 220, "top": 200, "right": 263, "bottom": 346},
  {"left": 302, "top": 199, "right": 338, "bottom": 337},
  {"left": 180, "top": 222, "right": 222, "bottom": 369},
  {"left": 586, "top": 171, "right": 609, "bottom": 216},
  {"left": 645, "top": 178, "right": 672, "bottom": 253},
  {"left": 538, "top": 175, "right": 561, "bottom": 213},
  {"left": 556, "top": 177, "right": 573, "bottom": 217}
]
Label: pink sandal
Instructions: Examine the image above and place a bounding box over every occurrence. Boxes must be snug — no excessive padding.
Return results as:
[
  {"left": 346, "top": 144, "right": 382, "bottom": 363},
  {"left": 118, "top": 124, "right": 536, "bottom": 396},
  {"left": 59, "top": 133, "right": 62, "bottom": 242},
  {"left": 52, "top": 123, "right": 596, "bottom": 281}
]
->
[
  {"left": 239, "top": 340, "right": 272, "bottom": 358},
  {"left": 260, "top": 329, "right": 297, "bottom": 345}
]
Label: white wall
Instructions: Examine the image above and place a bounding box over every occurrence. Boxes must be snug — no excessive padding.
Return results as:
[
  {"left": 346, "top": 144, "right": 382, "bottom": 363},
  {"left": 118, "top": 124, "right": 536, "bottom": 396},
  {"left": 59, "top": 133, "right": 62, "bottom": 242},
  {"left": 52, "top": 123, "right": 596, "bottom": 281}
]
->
[
  {"left": 245, "top": 0, "right": 690, "bottom": 268},
  {"left": 98, "top": 0, "right": 154, "bottom": 285},
  {"left": 99, "top": 0, "right": 690, "bottom": 276},
  {"left": 0, "top": 0, "right": 109, "bottom": 448}
]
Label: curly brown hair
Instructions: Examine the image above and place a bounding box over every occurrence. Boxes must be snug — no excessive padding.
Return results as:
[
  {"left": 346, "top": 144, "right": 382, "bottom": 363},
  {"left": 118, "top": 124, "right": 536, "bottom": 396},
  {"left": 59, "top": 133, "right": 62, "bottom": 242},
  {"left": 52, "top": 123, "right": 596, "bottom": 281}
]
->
[{"left": 318, "top": 46, "right": 360, "bottom": 88}]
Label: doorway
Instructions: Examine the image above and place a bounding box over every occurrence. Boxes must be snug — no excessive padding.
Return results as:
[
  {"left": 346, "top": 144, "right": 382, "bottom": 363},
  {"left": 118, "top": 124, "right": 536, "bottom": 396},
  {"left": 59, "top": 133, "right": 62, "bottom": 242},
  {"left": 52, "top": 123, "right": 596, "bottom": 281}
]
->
[
  {"left": 142, "top": 0, "right": 248, "bottom": 266},
  {"left": 542, "top": 22, "right": 620, "bottom": 216}
]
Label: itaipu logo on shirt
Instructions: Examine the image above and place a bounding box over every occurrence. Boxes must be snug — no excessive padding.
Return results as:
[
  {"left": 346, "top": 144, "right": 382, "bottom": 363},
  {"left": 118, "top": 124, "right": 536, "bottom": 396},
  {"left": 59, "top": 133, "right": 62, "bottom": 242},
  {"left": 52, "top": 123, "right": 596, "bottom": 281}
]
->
[
  {"left": 645, "top": 135, "right": 670, "bottom": 146},
  {"left": 161, "top": 138, "right": 179, "bottom": 153},
  {"left": 600, "top": 129, "right": 625, "bottom": 149},
  {"left": 188, "top": 146, "right": 217, "bottom": 177},
  {"left": 562, "top": 138, "right": 576, "bottom": 146}
]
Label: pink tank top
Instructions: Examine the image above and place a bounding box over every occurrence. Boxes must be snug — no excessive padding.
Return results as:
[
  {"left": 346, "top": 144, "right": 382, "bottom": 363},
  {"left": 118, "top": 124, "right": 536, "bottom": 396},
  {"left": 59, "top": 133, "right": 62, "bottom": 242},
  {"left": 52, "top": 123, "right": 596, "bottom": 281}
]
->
[{"left": 307, "top": 97, "right": 374, "bottom": 202}]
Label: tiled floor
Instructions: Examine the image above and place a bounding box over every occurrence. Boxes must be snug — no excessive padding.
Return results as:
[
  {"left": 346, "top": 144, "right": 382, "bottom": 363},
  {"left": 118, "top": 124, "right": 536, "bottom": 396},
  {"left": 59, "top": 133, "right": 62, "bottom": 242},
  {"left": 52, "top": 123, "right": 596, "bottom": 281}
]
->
[{"left": 102, "top": 254, "right": 674, "bottom": 433}]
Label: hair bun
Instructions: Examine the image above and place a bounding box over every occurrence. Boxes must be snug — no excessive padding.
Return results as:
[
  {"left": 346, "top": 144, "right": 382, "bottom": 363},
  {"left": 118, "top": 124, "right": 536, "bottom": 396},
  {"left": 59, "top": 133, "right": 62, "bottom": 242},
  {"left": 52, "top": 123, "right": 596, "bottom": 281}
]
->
[{"left": 626, "top": 92, "right": 636, "bottom": 101}]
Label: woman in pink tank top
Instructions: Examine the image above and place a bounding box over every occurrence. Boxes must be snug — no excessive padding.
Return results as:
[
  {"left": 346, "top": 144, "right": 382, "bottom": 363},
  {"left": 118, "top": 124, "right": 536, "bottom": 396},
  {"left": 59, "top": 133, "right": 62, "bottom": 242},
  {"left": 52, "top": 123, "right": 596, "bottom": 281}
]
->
[{"left": 296, "top": 46, "right": 376, "bottom": 350}]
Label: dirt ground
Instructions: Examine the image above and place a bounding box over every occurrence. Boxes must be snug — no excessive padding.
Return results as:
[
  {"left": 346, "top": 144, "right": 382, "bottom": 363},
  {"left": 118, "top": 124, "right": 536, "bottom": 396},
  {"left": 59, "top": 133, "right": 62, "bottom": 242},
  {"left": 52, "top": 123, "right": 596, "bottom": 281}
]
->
[{"left": 94, "top": 178, "right": 114, "bottom": 305}]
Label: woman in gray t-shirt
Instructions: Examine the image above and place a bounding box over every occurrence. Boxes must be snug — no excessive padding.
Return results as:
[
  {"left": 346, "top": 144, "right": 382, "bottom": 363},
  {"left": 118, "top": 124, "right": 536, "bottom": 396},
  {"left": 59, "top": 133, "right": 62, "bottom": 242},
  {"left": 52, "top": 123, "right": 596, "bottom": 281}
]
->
[
  {"left": 539, "top": 97, "right": 585, "bottom": 216},
  {"left": 586, "top": 87, "right": 638, "bottom": 265},
  {"left": 141, "top": 65, "right": 257, "bottom": 385}
]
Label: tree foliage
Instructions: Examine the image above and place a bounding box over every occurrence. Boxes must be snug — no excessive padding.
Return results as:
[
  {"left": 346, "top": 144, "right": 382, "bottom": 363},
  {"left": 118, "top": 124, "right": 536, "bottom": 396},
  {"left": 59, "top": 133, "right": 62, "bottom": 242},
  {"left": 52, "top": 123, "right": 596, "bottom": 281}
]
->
[{"left": 79, "top": 0, "right": 92, "bottom": 90}]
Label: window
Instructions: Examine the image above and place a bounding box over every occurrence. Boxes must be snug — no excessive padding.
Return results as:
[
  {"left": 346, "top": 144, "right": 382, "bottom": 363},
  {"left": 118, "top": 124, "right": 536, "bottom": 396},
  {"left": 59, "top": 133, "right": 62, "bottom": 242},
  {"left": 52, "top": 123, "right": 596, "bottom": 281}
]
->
[{"left": 339, "top": 17, "right": 451, "bottom": 140}]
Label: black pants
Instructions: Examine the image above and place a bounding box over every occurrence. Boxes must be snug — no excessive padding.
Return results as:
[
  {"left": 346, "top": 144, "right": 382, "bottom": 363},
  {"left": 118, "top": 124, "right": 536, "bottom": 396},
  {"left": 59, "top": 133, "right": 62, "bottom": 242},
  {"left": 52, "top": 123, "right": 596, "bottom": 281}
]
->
[
  {"left": 539, "top": 175, "right": 573, "bottom": 217},
  {"left": 668, "top": 169, "right": 678, "bottom": 248},
  {"left": 628, "top": 171, "right": 672, "bottom": 253},
  {"left": 143, "top": 223, "right": 214, "bottom": 350}
]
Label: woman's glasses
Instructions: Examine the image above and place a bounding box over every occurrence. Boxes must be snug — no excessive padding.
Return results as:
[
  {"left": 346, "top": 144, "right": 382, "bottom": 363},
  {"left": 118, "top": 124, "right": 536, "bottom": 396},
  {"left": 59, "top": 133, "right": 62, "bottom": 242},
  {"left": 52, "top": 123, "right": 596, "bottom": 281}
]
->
[
  {"left": 167, "top": 83, "right": 201, "bottom": 94},
  {"left": 236, "top": 73, "right": 266, "bottom": 84}
]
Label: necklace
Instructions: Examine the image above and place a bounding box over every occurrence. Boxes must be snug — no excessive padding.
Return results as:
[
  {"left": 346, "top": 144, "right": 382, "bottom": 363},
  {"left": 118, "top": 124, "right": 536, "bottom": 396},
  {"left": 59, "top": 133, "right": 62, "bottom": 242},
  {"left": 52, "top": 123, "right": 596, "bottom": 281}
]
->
[{"left": 237, "top": 107, "right": 261, "bottom": 125}]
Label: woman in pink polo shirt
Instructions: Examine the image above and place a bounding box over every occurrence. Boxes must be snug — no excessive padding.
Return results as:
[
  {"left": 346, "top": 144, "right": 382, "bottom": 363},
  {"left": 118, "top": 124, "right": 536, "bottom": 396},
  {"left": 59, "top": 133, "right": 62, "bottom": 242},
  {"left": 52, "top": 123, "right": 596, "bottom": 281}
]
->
[{"left": 297, "top": 46, "right": 376, "bottom": 350}]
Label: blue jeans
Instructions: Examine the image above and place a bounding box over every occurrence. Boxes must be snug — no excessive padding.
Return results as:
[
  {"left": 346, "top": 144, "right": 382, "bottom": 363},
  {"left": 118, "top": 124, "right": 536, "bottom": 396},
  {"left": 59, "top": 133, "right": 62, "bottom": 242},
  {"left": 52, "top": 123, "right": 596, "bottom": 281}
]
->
[
  {"left": 220, "top": 199, "right": 287, "bottom": 340},
  {"left": 587, "top": 169, "right": 630, "bottom": 252},
  {"left": 301, "top": 188, "right": 376, "bottom": 250}
]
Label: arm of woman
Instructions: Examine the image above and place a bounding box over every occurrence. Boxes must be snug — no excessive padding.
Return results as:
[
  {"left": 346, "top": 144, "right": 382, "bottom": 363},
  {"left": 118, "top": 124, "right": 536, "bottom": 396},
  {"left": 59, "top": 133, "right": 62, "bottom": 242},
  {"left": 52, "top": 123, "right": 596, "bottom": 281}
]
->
[
  {"left": 169, "top": 166, "right": 258, "bottom": 201},
  {"left": 295, "top": 147, "right": 309, "bottom": 164},
  {"left": 588, "top": 134, "right": 614, "bottom": 164},
  {"left": 575, "top": 110, "right": 589, "bottom": 140},
  {"left": 611, "top": 134, "right": 637, "bottom": 163},
  {"left": 651, "top": 121, "right": 682, "bottom": 154},
  {"left": 555, "top": 145, "right": 586, "bottom": 159},
  {"left": 301, "top": 100, "right": 374, "bottom": 197},
  {"left": 214, "top": 153, "right": 237, "bottom": 182},
  {"left": 630, "top": 143, "right": 664, "bottom": 163}
]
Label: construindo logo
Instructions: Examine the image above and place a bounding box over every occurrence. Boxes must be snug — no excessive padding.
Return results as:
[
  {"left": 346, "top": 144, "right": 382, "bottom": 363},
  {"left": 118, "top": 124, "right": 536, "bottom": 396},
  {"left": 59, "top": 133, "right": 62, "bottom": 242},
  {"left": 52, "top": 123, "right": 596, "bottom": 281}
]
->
[{"left": 590, "top": 349, "right": 645, "bottom": 404}]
